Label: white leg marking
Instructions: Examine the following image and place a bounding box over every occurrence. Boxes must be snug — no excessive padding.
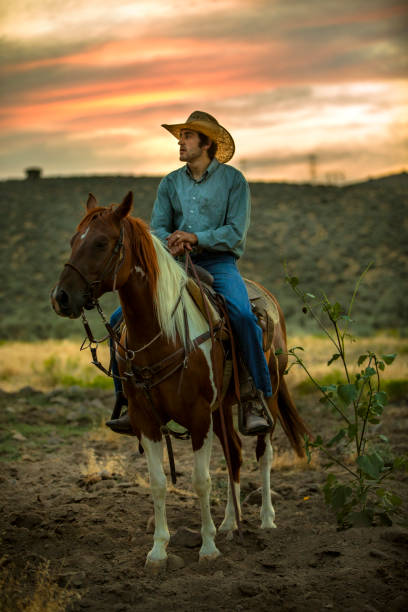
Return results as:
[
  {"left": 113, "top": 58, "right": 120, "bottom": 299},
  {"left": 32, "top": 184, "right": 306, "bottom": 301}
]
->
[
  {"left": 192, "top": 420, "right": 220, "bottom": 560},
  {"left": 219, "top": 479, "right": 241, "bottom": 534},
  {"left": 198, "top": 338, "right": 217, "bottom": 407},
  {"left": 142, "top": 436, "right": 170, "bottom": 566},
  {"left": 259, "top": 436, "right": 276, "bottom": 528}
]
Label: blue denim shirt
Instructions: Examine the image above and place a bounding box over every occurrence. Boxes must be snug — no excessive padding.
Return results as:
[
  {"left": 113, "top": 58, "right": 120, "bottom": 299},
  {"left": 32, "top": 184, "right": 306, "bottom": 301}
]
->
[{"left": 150, "top": 158, "right": 251, "bottom": 258}]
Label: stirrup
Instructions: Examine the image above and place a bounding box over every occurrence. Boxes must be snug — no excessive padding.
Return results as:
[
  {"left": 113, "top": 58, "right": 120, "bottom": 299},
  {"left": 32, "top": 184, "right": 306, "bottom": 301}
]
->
[{"left": 110, "top": 390, "right": 128, "bottom": 420}]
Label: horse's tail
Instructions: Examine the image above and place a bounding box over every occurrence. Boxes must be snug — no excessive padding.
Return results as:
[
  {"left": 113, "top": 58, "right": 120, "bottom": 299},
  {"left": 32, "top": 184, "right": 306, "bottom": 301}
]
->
[{"left": 277, "top": 376, "right": 310, "bottom": 457}]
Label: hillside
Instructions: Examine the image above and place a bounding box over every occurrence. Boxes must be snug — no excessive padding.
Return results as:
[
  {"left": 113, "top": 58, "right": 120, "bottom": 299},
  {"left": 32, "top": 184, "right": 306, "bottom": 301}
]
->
[{"left": 0, "top": 172, "right": 407, "bottom": 340}]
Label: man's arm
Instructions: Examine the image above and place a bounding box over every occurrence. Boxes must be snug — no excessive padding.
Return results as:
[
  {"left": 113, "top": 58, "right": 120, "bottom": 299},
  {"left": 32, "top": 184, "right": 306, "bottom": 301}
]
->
[
  {"left": 152, "top": 179, "right": 197, "bottom": 256},
  {"left": 194, "top": 172, "right": 250, "bottom": 252},
  {"left": 150, "top": 178, "right": 174, "bottom": 243}
]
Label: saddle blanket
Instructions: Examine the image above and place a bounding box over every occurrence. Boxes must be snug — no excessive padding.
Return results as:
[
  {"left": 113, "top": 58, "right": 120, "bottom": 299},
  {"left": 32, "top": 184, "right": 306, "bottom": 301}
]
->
[{"left": 186, "top": 277, "right": 278, "bottom": 352}]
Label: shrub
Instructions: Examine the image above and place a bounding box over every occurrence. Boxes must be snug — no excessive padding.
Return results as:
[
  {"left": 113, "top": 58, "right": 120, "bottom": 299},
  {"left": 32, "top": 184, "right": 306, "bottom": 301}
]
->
[{"left": 286, "top": 266, "right": 408, "bottom": 527}]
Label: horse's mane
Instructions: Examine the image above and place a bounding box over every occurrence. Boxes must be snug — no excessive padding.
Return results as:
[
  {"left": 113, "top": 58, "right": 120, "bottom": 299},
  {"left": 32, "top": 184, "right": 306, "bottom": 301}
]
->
[
  {"left": 125, "top": 216, "right": 159, "bottom": 295},
  {"left": 125, "top": 217, "right": 208, "bottom": 349}
]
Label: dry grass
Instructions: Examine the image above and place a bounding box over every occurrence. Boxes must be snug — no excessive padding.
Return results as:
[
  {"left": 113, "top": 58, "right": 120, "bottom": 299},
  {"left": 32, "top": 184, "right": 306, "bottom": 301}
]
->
[
  {"left": 78, "top": 447, "right": 125, "bottom": 483},
  {"left": 0, "top": 339, "right": 110, "bottom": 391},
  {"left": 286, "top": 333, "right": 408, "bottom": 388},
  {"left": 0, "top": 335, "right": 406, "bottom": 393},
  {"left": 271, "top": 448, "right": 320, "bottom": 471},
  {"left": 0, "top": 334, "right": 408, "bottom": 391},
  {"left": 0, "top": 560, "right": 80, "bottom": 612}
]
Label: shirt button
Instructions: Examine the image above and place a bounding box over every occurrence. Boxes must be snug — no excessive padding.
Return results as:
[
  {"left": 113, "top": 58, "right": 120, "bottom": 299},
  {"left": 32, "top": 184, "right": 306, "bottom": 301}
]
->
[
  {"left": 188, "top": 225, "right": 192, "bottom": 228},
  {"left": 190, "top": 209, "right": 194, "bottom": 213},
  {"left": 192, "top": 196, "right": 196, "bottom": 200}
]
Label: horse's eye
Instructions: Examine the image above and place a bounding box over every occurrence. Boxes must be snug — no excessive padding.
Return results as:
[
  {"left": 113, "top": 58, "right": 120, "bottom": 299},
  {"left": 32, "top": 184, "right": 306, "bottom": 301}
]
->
[{"left": 94, "top": 239, "right": 108, "bottom": 250}]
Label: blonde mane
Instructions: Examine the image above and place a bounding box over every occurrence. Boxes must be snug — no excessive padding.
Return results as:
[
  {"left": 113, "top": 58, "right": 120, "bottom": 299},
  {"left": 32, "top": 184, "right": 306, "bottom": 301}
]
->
[{"left": 150, "top": 234, "right": 208, "bottom": 348}]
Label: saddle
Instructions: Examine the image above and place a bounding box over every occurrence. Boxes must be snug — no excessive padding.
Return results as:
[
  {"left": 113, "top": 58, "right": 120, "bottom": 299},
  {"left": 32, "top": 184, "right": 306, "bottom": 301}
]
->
[{"left": 185, "top": 265, "right": 279, "bottom": 353}]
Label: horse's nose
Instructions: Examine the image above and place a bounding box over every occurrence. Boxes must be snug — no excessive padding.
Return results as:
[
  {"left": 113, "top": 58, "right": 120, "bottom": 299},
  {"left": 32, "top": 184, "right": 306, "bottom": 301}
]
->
[
  {"left": 51, "top": 283, "right": 83, "bottom": 318},
  {"left": 56, "top": 287, "right": 70, "bottom": 308}
]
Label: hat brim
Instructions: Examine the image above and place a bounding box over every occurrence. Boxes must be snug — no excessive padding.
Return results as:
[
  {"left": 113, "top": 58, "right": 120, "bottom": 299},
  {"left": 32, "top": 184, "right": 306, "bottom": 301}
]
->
[{"left": 162, "top": 120, "right": 235, "bottom": 164}]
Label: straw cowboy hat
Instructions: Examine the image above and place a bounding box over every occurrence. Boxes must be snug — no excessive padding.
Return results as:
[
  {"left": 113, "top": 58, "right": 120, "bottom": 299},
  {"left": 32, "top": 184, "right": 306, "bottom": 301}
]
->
[{"left": 162, "top": 110, "right": 235, "bottom": 164}]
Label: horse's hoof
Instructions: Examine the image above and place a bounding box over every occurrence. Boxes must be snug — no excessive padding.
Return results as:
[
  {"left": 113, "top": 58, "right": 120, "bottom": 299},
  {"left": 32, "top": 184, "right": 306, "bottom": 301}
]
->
[
  {"left": 261, "top": 521, "right": 277, "bottom": 530},
  {"left": 144, "top": 557, "right": 167, "bottom": 573},
  {"left": 199, "top": 548, "right": 221, "bottom": 563}
]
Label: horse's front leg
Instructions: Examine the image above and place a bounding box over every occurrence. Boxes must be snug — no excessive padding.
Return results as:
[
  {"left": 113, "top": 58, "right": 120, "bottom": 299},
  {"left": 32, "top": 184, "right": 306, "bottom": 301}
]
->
[
  {"left": 142, "top": 435, "right": 170, "bottom": 568},
  {"left": 257, "top": 434, "right": 277, "bottom": 529},
  {"left": 192, "top": 418, "right": 221, "bottom": 561}
]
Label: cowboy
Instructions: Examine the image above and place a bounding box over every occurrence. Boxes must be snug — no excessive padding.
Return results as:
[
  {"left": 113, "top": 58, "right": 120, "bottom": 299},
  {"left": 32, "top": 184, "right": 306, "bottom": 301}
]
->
[{"left": 107, "top": 111, "right": 272, "bottom": 436}]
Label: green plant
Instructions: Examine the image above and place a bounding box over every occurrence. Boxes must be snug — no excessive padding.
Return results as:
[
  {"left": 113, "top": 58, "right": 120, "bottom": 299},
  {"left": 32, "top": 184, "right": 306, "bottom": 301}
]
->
[{"left": 286, "top": 266, "right": 408, "bottom": 528}]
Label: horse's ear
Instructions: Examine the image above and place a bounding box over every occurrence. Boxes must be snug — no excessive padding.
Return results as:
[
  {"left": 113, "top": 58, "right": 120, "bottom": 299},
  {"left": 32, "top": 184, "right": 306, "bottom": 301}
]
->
[
  {"left": 86, "top": 193, "right": 98, "bottom": 211},
  {"left": 114, "top": 191, "right": 133, "bottom": 220}
]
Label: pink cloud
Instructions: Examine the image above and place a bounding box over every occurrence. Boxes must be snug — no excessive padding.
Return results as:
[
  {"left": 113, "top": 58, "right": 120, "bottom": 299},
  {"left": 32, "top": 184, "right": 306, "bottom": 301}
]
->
[{"left": 1, "top": 0, "right": 407, "bottom": 179}]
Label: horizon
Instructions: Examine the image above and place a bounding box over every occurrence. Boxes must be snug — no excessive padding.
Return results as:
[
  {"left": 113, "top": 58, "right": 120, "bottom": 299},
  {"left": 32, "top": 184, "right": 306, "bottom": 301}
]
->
[
  {"left": 2, "top": 168, "right": 406, "bottom": 187},
  {"left": 1, "top": 1, "right": 407, "bottom": 183}
]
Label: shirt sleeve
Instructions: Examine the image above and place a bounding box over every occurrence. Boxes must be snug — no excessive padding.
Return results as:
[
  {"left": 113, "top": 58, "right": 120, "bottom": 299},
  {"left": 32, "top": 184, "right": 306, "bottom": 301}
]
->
[
  {"left": 194, "top": 172, "right": 250, "bottom": 254},
  {"left": 150, "top": 177, "right": 174, "bottom": 244}
]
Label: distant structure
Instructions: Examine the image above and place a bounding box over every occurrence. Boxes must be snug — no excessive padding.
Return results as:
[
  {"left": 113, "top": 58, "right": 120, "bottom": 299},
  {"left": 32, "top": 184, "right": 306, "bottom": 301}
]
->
[
  {"left": 25, "top": 167, "right": 42, "bottom": 180},
  {"left": 325, "top": 171, "right": 345, "bottom": 185},
  {"left": 308, "top": 154, "right": 317, "bottom": 183}
]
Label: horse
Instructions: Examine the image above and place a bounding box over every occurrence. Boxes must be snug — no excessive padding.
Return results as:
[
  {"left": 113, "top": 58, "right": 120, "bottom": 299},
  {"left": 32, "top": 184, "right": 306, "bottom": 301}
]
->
[{"left": 51, "top": 191, "right": 309, "bottom": 569}]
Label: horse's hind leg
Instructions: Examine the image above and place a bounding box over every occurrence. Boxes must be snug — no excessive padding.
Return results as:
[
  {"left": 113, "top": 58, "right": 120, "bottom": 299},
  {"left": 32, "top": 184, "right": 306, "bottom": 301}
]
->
[
  {"left": 192, "top": 418, "right": 221, "bottom": 561},
  {"left": 142, "top": 435, "right": 170, "bottom": 568},
  {"left": 256, "top": 433, "right": 276, "bottom": 529},
  {"left": 213, "top": 406, "right": 242, "bottom": 533}
]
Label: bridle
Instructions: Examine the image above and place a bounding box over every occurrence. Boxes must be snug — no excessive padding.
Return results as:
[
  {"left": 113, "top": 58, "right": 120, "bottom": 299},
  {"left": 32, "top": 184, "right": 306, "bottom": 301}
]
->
[{"left": 64, "top": 224, "right": 125, "bottom": 302}]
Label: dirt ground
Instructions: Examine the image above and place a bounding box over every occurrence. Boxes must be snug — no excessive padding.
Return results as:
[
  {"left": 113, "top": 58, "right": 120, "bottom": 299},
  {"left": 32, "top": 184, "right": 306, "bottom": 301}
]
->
[{"left": 0, "top": 386, "right": 407, "bottom": 612}]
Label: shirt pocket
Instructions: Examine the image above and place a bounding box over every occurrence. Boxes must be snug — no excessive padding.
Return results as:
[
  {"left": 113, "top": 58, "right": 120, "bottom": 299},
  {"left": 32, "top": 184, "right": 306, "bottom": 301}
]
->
[
  {"left": 199, "top": 196, "right": 212, "bottom": 212},
  {"left": 201, "top": 196, "right": 227, "bottom": 226}
]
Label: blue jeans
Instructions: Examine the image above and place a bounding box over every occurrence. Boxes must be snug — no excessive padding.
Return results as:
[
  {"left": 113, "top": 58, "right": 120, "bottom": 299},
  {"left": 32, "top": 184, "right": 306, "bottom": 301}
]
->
[
  {"left": 109, "top": 253, "right": 272, "bottom": 397},
  {"left": 192, "top": 253, "right": 272, "bottom": 397}
]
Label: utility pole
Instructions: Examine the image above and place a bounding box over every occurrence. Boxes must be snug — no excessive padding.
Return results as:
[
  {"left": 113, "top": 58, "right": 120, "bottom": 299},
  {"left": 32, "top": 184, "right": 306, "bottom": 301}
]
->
[{"left": 308, "top": 154, "right": 317, "bottom": 183}]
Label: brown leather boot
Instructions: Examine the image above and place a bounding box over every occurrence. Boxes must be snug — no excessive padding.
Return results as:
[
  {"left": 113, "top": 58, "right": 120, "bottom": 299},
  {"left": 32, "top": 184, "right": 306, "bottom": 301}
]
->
[
  {"left": 238, "top": 368, "right": 274, "bottom": 436},
  {"left": 106, "top": 412, "right": 134, "bottom": 435},
  {"left": 239, "top": 393, "right": 273, "bottom": 436}
]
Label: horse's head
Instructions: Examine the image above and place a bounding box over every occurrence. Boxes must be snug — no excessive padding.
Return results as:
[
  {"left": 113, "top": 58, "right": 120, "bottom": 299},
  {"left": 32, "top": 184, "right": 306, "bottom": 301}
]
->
[{"left": 51, "top": 192, "right": 134, "bottom": 318}]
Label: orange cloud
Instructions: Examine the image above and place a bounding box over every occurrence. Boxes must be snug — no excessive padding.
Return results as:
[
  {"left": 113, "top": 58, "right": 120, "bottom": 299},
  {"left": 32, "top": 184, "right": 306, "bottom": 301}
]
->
[{"left": 1, "top": 0, "right": 407, "bottom": 180}]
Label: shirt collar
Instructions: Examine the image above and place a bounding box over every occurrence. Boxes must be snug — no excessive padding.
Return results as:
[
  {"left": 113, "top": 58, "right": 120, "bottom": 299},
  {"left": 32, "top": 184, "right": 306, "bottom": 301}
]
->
[{"left": 185, "top": 158, "right": 220, "bottom": 183}]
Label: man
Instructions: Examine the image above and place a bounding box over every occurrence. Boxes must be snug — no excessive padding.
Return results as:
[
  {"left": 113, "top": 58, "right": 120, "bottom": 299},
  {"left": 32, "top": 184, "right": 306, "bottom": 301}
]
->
[{"left": 107, "top": 111, "right": 272, "bottom": 436}]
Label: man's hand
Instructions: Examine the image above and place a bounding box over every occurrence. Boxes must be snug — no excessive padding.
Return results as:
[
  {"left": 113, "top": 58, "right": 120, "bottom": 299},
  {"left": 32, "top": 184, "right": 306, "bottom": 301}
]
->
[{"left": 166, "top": 230, "right": 198, "bottom": 257}]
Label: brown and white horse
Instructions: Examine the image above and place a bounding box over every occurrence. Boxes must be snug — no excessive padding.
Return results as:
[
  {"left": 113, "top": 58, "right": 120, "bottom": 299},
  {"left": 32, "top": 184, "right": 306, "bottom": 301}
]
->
[{"left": 51, "top": 192, "right": 309, "bottom": 569}]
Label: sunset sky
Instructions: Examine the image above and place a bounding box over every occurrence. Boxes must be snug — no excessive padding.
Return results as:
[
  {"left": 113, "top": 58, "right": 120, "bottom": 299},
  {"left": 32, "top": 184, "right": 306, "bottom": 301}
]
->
[{"left": 1, "top": 0, "right": 407, "bottom": 182}]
